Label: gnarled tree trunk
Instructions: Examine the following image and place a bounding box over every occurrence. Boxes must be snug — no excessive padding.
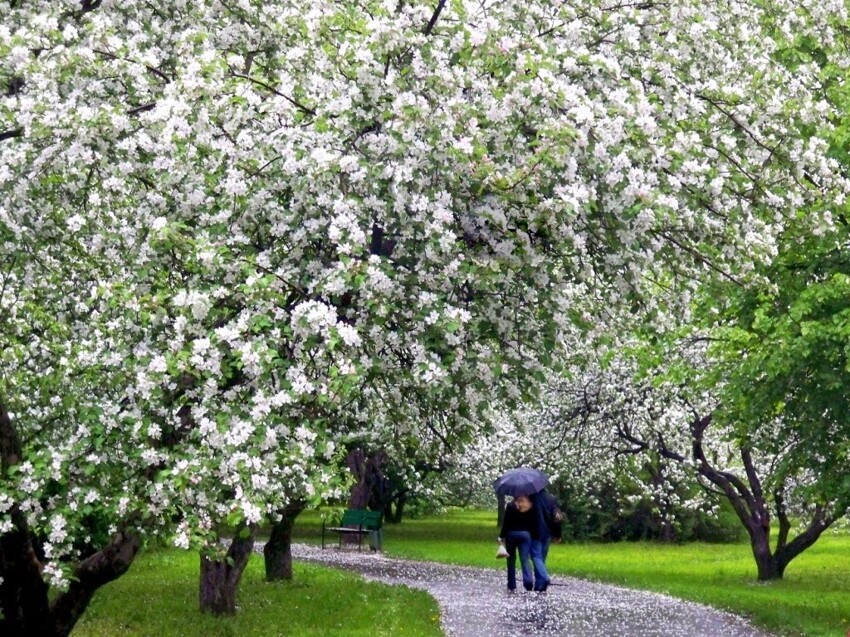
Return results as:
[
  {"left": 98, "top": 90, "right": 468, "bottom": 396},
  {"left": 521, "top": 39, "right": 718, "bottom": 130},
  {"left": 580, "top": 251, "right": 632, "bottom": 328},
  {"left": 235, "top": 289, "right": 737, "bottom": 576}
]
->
[
  {"left": 385, "top": 489, "right": 408, "bottom": 524},
  {"left": 264, "top": 500, "right": 306, "bottom": 581},
  {"left": 0, "top": 511, "right": 52, "bottom": 637},
  {"left": 668, "top": 414, "right": 839, "bottom": 580},
  {"left": 50, "top": 530, "right": 141, "bottom": 636},
  {"left": 199, "top": 526, "right": 254, "bottom": 615},
  {"left": 0, "top": 402, "right": 140, "bottom": 637},
  {"left": 346, "top": 447, "right": 383, "bottom": 509},
  {"left": 346, "top": 448, "right": 393, "bottom": 545}
]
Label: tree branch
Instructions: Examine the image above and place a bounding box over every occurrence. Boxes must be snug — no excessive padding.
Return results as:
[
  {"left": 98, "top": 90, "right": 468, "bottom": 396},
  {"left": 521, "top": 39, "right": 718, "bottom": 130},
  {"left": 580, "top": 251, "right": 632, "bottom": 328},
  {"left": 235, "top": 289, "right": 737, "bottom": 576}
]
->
[
  {"left": 230, "top": 73, "right": 316, "bottom": 116},
  {"left": 92, "top": 48, "right": 172, "bottom": 84},
  {"left": 49, "top": 529, "right": 141, "bottom": 635},
  {"left": 775, "top": 504, "right": 838, "bottom": 569},
  {"left": 0, "top": 400, "right": 21, "bottom": 472},
  {"left": 740, "top": 446, "right": 770, "bottom": 529},
  {"left": 773, "top": 486, "right": 790, "bottom": 554},
  {"left": 423, "top": 0, "right": 447, "bottom": 36},
  {"left": 689, "top": 414, "right": 760, "bottom": 532},
  {"left": 0, "top": 128, "right": 23, "bottom": 143},
  {"left": 127, "top": 102, "right": 156, "bottom": 116},
  {"left": 61, "top": 0, "right": 102, "bottom": 23},
  {"left": 655, "top": 230, "right": 744, "bottom": 287}
]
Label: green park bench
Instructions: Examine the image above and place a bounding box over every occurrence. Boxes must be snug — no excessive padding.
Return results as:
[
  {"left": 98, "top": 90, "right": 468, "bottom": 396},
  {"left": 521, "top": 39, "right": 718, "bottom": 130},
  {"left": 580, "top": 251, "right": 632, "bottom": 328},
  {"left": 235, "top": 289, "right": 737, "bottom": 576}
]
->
[{"left": 321, "top": 509, "right": 383, "bottom": 551}]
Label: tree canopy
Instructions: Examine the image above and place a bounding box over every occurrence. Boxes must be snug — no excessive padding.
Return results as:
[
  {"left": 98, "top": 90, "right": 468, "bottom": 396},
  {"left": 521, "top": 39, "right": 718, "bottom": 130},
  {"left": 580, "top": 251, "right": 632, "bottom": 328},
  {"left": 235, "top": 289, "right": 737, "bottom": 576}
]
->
[{"left": 2, "top": 0, "right": 849, "bottom": 632}]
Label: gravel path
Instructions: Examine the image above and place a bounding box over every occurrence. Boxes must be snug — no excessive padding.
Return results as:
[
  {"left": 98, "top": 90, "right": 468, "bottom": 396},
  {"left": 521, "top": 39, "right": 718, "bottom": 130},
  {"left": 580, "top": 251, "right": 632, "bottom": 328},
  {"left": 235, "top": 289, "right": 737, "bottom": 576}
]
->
[{"left": 281, "top": 543, "right": 773, "bottom": 637}]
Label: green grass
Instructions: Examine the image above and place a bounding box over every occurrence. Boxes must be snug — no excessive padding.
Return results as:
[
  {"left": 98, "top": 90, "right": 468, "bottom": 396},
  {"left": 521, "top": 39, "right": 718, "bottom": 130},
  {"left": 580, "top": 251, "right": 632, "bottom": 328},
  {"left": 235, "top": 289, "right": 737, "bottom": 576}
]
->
[
  {"left": 74, "top": 549, "right": 442, "bottom": 637},
  {"left": 72, "top": 509, "right": 850, "bottom": 637},
  {"left": 294, "top": 508, "right": 850, "bottom": 637}
]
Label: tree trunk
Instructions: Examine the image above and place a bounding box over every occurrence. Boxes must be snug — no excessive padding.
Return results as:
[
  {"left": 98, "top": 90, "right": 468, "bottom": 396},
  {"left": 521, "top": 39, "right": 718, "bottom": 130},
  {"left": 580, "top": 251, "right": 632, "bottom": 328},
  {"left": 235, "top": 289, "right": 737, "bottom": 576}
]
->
[
  {"left": 346, "top": 448, "right": 391, "bottom": 509},
  {"left": 390, "top": 492, "right": 407, "bottom": 523},
  {"left": 0, "top": 514, "right": 139, "bottom": 637},
  {"left": 50, "top": 530, "right": 141, "bottom": 635},
  {"left": 755, "top": 556, "right": 783, "bottom": 580},
  {"left": 631, "top": 410, "right": 844, "bottom": 582},
  {"left": 346, "top": 448, "right": 372, "bottom": 509},
  {"left": 264, "top": 501, "right": 306, "bottom": 581},
  {"left": 199, "top": 527, "right": 254, "bottom": 615},
  {"left": 0, "top": 512, "right": 52, "bottom": 637},
  {"left": 345, "top": 448, "right": 390, "bottom": 544},
  {"left": 749, "top": 524, "right": 783, "bottom": 580},
  {"left": 658, "top": 517, "right": 676, "bottom": 543},
  {"left": 1, "top": 400, "right": 51, "bottom": 636},
  {"left": 1, "top": 401, "right": 142, "bottom": 637},
  {"left": 382, "top": 489, "right": 407, "bottom": 524},
  {"left": 496, "top": 493, "right": 506, "bottom": 526}
]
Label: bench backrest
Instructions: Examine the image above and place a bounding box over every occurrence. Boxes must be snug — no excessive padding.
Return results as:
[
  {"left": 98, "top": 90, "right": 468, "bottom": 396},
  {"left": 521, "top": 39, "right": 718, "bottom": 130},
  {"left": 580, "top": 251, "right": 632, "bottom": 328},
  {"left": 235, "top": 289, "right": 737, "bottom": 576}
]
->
[
  {"left": 339, "top": 508, "right": 382, "bottom": 530},
  {"left": 360, "top": 510, "right": 382, "bottom": 530}
]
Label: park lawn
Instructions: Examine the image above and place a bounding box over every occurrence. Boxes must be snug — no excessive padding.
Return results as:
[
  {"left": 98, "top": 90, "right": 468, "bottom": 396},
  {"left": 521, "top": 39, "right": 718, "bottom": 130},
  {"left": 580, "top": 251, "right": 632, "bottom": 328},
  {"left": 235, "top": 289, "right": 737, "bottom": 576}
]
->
[
  {"left": 293, "top": 508, "right": 850, "bottom": 637},
  {"left": 73, "top": 548, "right": 442, "bottom": 637}
]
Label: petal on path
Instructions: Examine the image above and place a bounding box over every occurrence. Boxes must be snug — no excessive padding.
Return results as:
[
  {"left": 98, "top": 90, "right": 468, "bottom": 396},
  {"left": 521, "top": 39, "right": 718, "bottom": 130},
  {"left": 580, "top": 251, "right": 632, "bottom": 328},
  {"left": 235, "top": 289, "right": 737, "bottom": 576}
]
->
[{"left": 266, "top": 543, "right": 774, "bottom": 637}]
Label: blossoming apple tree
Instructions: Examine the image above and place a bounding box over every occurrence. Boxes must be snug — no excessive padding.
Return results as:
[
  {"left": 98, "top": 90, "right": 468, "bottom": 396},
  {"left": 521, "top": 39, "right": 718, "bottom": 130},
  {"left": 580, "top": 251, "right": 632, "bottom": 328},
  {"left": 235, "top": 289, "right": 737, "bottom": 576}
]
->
[
  {"left": 439, "top": 349, "right": 723, "bottom": 537},
  {"left": 459, "top": 333, "right": 849, "bottom": 579},
  {"left": 1, "top": 0, "right": 847, "bottom": 632}
]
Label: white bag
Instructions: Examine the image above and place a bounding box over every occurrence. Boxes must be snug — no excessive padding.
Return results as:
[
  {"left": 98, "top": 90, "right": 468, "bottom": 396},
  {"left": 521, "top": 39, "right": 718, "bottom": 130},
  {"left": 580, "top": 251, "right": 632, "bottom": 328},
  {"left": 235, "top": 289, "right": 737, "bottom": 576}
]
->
[{"left": 496, "top": 538, "right": 509, "bottom": 559}]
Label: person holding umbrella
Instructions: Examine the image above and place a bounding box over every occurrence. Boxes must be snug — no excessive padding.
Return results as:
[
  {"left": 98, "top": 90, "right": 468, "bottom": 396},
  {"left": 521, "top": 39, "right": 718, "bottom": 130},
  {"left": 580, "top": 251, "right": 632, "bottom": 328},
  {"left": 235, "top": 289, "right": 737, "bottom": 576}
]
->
[
  {"left": 494, "top": 468, "right": 551, "bottom": 593},
  {"left": 498, "top": 493, "right": 536, "bottom": 591}
]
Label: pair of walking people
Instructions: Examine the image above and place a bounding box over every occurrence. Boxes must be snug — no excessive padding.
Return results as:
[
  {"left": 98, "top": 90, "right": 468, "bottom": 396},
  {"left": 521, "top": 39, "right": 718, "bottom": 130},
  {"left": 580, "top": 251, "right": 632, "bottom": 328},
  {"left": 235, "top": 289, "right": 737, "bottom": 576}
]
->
[{"left": 498, "top": 489, "right": 561, "bottom": 592}]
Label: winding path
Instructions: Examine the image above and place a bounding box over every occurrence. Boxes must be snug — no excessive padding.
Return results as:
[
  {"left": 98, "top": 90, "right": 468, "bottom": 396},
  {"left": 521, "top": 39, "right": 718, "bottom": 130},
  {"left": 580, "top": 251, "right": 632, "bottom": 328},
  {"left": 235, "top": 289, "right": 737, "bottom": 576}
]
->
[{"left": 279, "top": 543, "right": 773, "bottom": 637}]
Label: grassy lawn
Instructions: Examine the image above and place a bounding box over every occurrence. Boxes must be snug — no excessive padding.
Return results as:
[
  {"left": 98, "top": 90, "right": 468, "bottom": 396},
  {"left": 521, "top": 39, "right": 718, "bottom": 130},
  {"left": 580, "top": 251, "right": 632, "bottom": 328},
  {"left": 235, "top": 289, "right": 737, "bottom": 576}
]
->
[
  {"left": 72, "top": 509, "right": 850, "bottom": 637},
  {"left": 294, "top": 508, "right": 850, "bottom": 637},
  {"left": 74, "top": 549, "right": 442, "bottom": 637}
]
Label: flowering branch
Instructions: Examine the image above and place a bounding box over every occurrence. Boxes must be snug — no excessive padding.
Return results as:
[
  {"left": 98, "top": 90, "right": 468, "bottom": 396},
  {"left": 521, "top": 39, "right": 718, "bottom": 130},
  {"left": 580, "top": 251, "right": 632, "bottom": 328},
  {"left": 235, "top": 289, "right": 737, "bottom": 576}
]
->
[{"left": 230, "top": 72, "right": 316, "bottom": 116}]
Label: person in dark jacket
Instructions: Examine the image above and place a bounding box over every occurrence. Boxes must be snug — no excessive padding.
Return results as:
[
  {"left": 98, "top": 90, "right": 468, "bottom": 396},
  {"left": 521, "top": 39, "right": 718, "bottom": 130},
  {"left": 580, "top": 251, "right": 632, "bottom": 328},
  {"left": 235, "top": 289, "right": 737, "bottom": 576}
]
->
[
  {"left": 530, "top": 489, "right": 562, "bottom": 590},
  {"left": 499, "top": 494, "right": 549, "bottom": 591}
]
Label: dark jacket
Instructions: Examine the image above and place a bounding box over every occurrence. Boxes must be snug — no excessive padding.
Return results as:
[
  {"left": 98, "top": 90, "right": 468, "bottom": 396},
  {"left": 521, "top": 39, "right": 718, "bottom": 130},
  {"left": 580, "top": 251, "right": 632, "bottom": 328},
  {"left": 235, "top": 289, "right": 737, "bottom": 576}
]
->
[
  {"left": 533, "top": 490, "right": 563, "bottom": 541},
  {"left": 500, "top": 501, "right": 540, "bottom": 540}
]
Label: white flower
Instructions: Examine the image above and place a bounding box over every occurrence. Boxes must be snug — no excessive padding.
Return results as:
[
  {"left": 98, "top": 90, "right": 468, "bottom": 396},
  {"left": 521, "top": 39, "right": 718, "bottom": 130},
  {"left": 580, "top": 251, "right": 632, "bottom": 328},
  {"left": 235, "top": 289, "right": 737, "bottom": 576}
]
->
[
  {"left": 43, "top": 563, "right": 69, "bottom": 590},
  {"left": 241, "top": 501, "right": 262, "bottom": 524},
  {"left": 336, "top": 324, "right": 361, "bottom": 347},
  {"left": 48, "top": 514, "right": 67, "bottom": 545},
  {"left": 66, "top": 214, "right": 85, "bottom": 232},
  {"left": 148, "top": 355, "right": 168, "bottom": 373},
  {"left": 469, "top": 26, "right": 488, "bottom": 47}
]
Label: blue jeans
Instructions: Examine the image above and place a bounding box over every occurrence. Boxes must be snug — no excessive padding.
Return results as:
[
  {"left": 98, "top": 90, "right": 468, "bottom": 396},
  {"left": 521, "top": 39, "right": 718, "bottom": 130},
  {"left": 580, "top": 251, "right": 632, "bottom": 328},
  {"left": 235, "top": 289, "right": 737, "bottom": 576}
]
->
[
  {"left": 504, "top": 531, "right": 533, "bottom": 590},
  {"left": 530, "top": 539, "right": 550, "bottom": 591},
  {"left": 539, "top": 536, "right": 551, "bottom": 561}
]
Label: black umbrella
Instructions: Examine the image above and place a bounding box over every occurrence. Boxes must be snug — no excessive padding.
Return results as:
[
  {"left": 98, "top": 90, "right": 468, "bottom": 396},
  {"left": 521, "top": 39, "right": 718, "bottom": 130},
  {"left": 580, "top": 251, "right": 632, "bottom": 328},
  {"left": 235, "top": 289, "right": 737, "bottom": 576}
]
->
[{"left": 492, "top": 467, "right": 549, "bottom": 497}]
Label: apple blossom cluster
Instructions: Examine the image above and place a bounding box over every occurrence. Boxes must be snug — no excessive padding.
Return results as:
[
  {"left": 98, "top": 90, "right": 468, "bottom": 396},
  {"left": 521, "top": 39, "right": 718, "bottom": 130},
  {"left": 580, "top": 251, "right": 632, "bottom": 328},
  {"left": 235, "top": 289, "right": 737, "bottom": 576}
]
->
[{"left": 1, "top": 0, "right": 848, "bottom": 597}]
